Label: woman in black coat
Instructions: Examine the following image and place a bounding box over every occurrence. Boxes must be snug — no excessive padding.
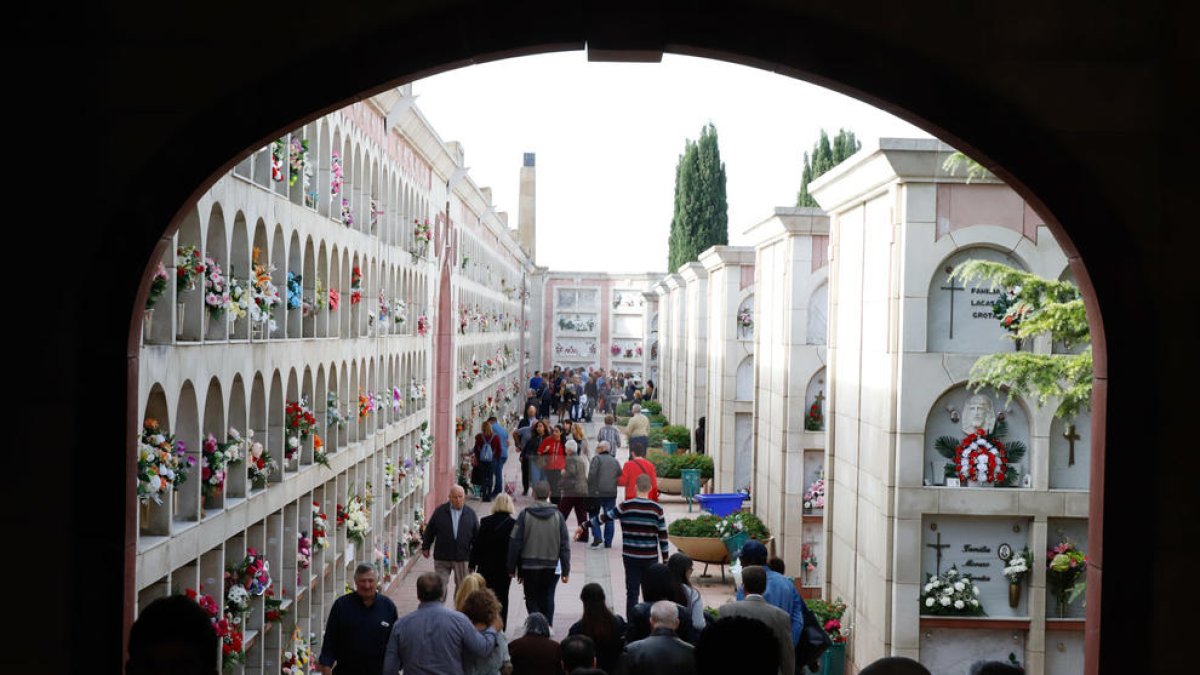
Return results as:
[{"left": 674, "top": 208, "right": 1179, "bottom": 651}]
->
[
  {"left": 468, "top": 493, "right": 517, "bottom": 628},
  {"left": 568, "top": 583, "right": 627, "bottom": 674}
]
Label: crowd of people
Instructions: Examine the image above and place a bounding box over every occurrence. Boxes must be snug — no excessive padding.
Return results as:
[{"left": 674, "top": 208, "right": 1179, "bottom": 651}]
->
[{"left": 125, "top": 376, "right": 1026, "bottom": 675}]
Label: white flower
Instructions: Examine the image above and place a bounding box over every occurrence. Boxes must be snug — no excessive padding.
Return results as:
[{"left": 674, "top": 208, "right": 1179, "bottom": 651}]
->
[
  {"left": 971, "top": 599, "right": 979, "bottom": 607},
  {"left": 940, "top": 596, "right": 951, "bottom": 606},
  {"left": 954, "top": 582, "right": 965, "bottom": 591},
  {"left": 288, "top": 436, "right": 300, "bottom": 448},
  {"left": 925, "top": 598, "right": 935, "bottom": 607},
  {"left": 954, "top": 600, "right": 965, "bottom": 610},
  {"left": 147, "top": 475, "right": 162, "bottom": 492},
  {"left": 973, "top": 586, "right": 980, "bottom": 596}
]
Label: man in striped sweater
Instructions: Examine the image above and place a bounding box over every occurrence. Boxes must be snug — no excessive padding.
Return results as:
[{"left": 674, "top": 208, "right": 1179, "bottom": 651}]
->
[{"left": 577, "top": 473, "right": 669, "bottom": 617}]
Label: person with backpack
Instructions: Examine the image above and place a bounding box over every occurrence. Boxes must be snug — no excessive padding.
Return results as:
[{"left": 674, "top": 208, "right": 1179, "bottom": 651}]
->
[
  {"left": 473, "top": 421, "right": 502, "bottom": 503},
  {"left": 617, "top": 445, "right": 658, "bottom": 502}
]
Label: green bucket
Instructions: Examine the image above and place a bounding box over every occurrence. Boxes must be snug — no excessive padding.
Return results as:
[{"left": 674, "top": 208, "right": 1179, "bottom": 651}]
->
[
  {"left": 661, "top": 440, "right": 678, "bottom": 455},
  {"left": 722, "top": 531, "right": 750, "bottom": 559},
  {"left": 681, "top": 468, "right": 701, "bottom": 498}
]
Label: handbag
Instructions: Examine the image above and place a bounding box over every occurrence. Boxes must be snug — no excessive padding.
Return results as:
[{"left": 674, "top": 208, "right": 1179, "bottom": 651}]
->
[{"left": 794, "top": 600, "right": 832, "bottom": 671}]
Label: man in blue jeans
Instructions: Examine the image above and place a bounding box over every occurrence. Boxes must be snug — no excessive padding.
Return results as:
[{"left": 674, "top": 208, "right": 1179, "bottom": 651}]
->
[{"left": 586, "top": 440, "right": 621, "bottom": 547}]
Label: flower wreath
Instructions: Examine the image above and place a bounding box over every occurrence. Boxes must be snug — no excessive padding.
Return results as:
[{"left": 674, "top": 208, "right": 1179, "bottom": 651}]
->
[{"left": 954, "top": 428, "right": 1008, "bottom": 484}]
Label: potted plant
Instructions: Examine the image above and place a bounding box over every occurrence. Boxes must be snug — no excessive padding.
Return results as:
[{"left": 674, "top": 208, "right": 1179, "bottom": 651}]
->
[
  {"left": 649, "top": 451, "right": 712, "bottom": 493},
  {"left": 668, "top": 511, "right": 770, "bottom": 566},
  {"left": 1002, "top": 546, "right": 1032, "bottom": 608},
  {"left": 1046, "top": 539, "right": 1087, "bottom": 617},
  {"left": 808, "top": 597, "right": 849, "bottom": 674}
]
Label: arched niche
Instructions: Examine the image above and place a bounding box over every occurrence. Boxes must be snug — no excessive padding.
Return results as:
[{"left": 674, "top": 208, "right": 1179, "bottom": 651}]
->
[
  {"left": 326, "top": 364, "right": 340, "bottom": 452},
  {"left": 329, "top": 245, "right": 342, "bottom": 339},
  {"left": 204, "top": 203, "right": 229, "bottom": 341},
  {"left": 285, "top": 368, "right": 302, "bottom": 469},
  {"left": 319, "top": 126, "right": 333, "bottom": 218},
  {"left": 249, "top": 373, "right": 267, "bottom": 493},
  {"left": 316, "top": 241, "right": 329, "bottom": 338},
  {"left": 735, "top": 356, "right": 754, "bottom": 401},
  {"left": 302, "top": 367, "right": 315, "bottom": 465},
  {"left": 176, "top": 207, "right": 204, "bottom": 342},
  {"left": 807, "top": 282, "right": 828, "bottom": 346},
  {"left": 303, "top": 236, "right": 316, "bottom": 338},
  {"left": 287, "top": 231, "right": 303, "bottom": 339},
  {"left": 229, "top": 212, "right": 250, "bottom": 340},
  {"left": 1049, "top": 411, "right": 1092, "bottom": 490},
  {"left": 139, "top": 384, "right": 172, "bottom": 536},
  {"left": 805, "top": 368, "right": 826, "bottom": 431},
  {"left": 270, "top": 225, "right": 287, "bottom": 339},
  {"left": 175, "top": 381, "right": 201, "bottom": 524},
  {"left": 226, "top": 374, "right": 247, "bottom": 499},
  {"left": 314, "top": 365, "right": 327, "bottom": 454},
  {"left": 736, "top": 295, "right": 754, "bottom": 341},
  {"left": 923, "top": 384, "right": 1033, "bottom": 487},
  {"left": 268, "top": 370, "right": 284, "bottom": 483},
  {"left": 201, "top": 377, "right": 225, "bottom": 511},
  {"left": 349, "top": 361, "right": 361, "bottom": 443},
  {"left": 927, "top": 247, "right": 1029, "bottom": 354}
]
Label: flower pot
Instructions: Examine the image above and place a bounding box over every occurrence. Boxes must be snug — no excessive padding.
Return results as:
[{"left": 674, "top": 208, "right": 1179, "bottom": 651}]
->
[
  {"left": 1008, "top": 581, "right": 1021, "bottom": 608},
  {"left": 658, "top": 477, "right": 682, "bottom": 494},
  {"left": 819, "top": 642, "right": 846, "bottom": 675},
  {"left": 671, "top": 535, "right": 732, "bottom": 565}
]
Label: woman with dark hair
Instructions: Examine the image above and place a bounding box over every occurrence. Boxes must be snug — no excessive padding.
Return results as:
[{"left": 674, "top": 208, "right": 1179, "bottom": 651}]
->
[
  {"left": 668, "top": 552, "right": 706, "bottom": 630},
  {"left": 567, "top": 583, "right": 627, "bottom": 674},
  {"left": 538, "top": 425, "right": 567, "bottom": 505},
  {"left": 508, "top": 613, "right": 560, "bottom": 675},
  {"left": 525, "top": 420, "right": 549, "bottom": 488},
  {"left": 469, "top": 494, "right": 518, "bottom": 629},
  {"left": 625, "top": 562, "right": 697, "bottom": 644},
  {"left": 460, "top": 589, "right": 512, "bottom": 675}
]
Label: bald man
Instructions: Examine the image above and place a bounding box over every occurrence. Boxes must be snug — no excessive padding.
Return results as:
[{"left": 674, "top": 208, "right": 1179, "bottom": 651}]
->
[{"left": 421, "top": 485, "right": 479, "bottom": 598}]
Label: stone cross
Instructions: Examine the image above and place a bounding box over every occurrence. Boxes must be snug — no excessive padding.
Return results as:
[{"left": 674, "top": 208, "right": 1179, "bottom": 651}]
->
[
  {"left": 940, "top": 279, "right": 966, "bottom": 339},
  {"left": 1063, "top": 423, "right": 1081, "bottom": 466},
  {"left": 927, "top": 532, "right": 951, "bottom": 575}
]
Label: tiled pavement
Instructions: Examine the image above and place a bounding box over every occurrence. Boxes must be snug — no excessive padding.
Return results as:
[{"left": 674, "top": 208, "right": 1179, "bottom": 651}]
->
[{"left": 383, "top": 418, "right": 740, "bottom": 639}]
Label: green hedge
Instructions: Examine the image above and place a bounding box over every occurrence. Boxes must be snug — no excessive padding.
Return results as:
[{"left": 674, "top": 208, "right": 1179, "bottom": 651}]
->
[
  {"left": 643, "top": 401, "right": 663, "bottom": 415},
  {"left": 648, "top": 451, "right": 713, "bottom": 478},
  {"left": 648, "top": 428, "right": 666, "bottom": 448},
  {"left": 615, "top": 401, "right": 633, "bottom": 417},
  {"left": 648, "top": 413, "right": 669, "bottom": 426},
  {"left": 667, "top": 511, "right": 770, "bottom": 539},
  {"left": 663, "top": 425, "right": 691, "bottom": 449}
]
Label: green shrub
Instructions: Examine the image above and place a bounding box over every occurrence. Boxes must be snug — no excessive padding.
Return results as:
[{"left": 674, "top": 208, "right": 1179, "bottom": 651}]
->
[
  {"left": 615, "top": 401, "right": 633, "bottom": 417},
  {"left": 663, "top": 425, "right": 691, "bottom": 449},
  {"left": 648, "top": 451, "right": 714, "bottom": 478},
  {"left": 643, "top": 401, "right": 663, "bottom": 415},
  {"left": 668, "top": 511, "right": 770, "bottom": 539},
  {"left": 648, "top": 428, "right": 666, "bottom": 448},
  {"left": 649, "top": 413, "right": 669, "bottom": 426}
]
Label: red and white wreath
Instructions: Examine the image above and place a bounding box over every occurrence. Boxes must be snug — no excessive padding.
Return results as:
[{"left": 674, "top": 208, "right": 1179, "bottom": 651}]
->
[{"left": 954, "top": 428, "right": 1009, "bottom": 484}]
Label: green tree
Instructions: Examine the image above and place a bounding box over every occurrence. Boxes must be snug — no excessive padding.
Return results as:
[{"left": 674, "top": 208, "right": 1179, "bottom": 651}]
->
[
  {"left": 949, "top": 261, "right": 1093, "bottom": 420},
  {"left": 668, "top": 123, "right": 728, "bottom": 271},
  {"left": 796, "top": 128, "right": 861, "bottom": 207},
  {"left": 942, "top": 150, "right": 992, "bottom": 182}
]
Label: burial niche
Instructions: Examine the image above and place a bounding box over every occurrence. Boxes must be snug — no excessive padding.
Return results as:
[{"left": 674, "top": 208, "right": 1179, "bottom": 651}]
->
[
  {"left": 924, "top": 385, "right": 1031, "bottom": 488},
  {"left": 927, "top": 247, "right": 1028, "bottom": 354}
]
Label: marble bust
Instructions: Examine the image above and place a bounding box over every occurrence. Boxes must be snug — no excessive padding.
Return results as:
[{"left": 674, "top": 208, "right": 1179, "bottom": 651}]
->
[{"left": 962, "top": 394, "right": 997, "bottom": 435}]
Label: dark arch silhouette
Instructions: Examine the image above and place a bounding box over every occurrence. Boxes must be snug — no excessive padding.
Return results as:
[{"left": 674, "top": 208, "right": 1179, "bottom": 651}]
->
[{"left": 16, "top": 2, "right": 1191, "bottom": 673}]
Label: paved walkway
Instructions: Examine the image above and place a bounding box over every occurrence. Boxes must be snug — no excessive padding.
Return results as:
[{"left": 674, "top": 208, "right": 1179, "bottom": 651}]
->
[{"left": 383, "top": 417, "right": 739, "bottom": 639}]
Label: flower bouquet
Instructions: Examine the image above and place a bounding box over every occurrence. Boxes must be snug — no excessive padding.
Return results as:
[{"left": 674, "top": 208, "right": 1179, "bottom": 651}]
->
[
  {"left": 286, "top": 271, "right": 303, "bottom": 310},
  {"left": 285, "top": 397, "right": 317, "bottom": 463},
  {"left": 227, "top": 548, "right": 272, "bottom": 599},
  {"left": 611, "top": 343, "right": 622, "bottom": 356},
  {"left": 416, "top": 315, "right": 429, "bottom": 337},
  {"left": 803, "top": 472, "right": 826, "bottom": 511},
  {"left": 919, "top": 567, "right": 984, "bottom": 616},
  {"left": 327, "top": 391, "right": 347, "bottom": 429},
  {"left": 1047, "top": 539, "right": 1087, "bottom": 616},
  {"left": 737, "top": 308, "right": 753, "bottom": 331},
  {"left": 801, "top": 543, "right": 819, "bottom": 581},
  {"left": 330, "top": 150, "right": 343, "bottom": 196},
  {"left": 350, "top": 266, "right": 363, "bottom": 305},
  {"left": 345, "top": 495, "right": 369, "bottom": 545},
  {"left": 808, "top": 596, "right": 849, "bottom": 643},
  {"left": 249, "top": 247, "right": 281, "bottom": 335},
  {"left": 312, "top": 502, "right": 330, "bottom": 551},
  {"left": 186, "top": 588, "right": 240, "bottom": 668},
  {"left": 271, "top": 140, "right": 286, "bottom": 182},
  {"left": 146, "top": 261, "right": 170, "bottom": 309},
  {"left": 288, "top": 136, "right": 308, "bottom": 188},
  {"left": 358, "top": 390, "right": 371, "bottom": 420},
  {"left": 137, "top": 418, "right": 194, "bottom": 505},
  {"left": 176, "top": 245, "right": 205, "bottom": 292},
  {"left": 341, "top": 197, "right": 354, "bottom": 227},
  {"left": 412, "top": 219, "right": 432, "bottom": 260},
  {"left": 1003, "top": 546, "right": 1033, "bottom": 608},
  {"left": 804, "top": 397, "right": 823, "bottom": 431},
  {"left": 246, "top": 431, "right": 277, "bottom": 490},
  {"left": 297, "top": 531, "right": 313, "bottom": 570},
  {"left": 280, "top": 626, "right": 314, "bottom": 675},
  {"left": 328, "top": 287, "right": 340, "bottom": 312},
  {"left": 200, "top": 432, "right": 241, "bottom": 501},
  {"left": 226, "top": 274, "right": 249, "bottom": 325},
  {"left": 264, "top": 587, "right": 286, "bottom": 623},
  {"left": 202, "top": 257, "right": 231, "bottom": 321},
  {"left": 313, "top": 433, "right": 329, "bottom": 469}
]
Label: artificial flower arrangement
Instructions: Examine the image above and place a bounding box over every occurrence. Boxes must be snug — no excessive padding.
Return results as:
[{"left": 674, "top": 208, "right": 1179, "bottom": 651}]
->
[
  {"left": 297, "top": 531, "right": 313, "bottom": 570},
  {"left": 611, "top": 343, "right": 622, "bottom": 356},
  {"left": 330, "top": 150, "right": 343, "bottom": 196},
  {"left": 804, "top": 396, "right": 824, "bottom": 431},
  {"left": 314, "top": 275, "right": 326, "bottom": 312},
  {"left": 137, "top": 418, "right": 194, "bottom": 505},
  {"left": 462, "top": 254, "right": 470, "bottom": 269},
  {"left": 176, "top": 245, "right": 206, "bottom": 292},
  {"left": 286, "top": 271, "right": 303, "bottom": 310},
  {"left": 344, "top": 494, "right": 370, "bottom": 545},
  {"left": 146, "top": 261, "right": 170, "bottom": 309},
  {"left": 370, "top": 199, "right": 385, "bottom": 230},
  {"left": 328, "top": 287, "right": 340, "bottom": 312},
  {"left": 737, "top": 307, "right": 753, "bottom": 330},
  {"left": 1047, "top": 538, "right": 1087, "bottom": 616},
  {"left": 415, "top": 424, "right": 434, "bottom": 465},
  {"left": 327, "top": 391, "right": 347, "bottom": 429},
  {"left": 280, "top": 626, "right": 314, "bottom": 675},
  {"left": 313, "top": 433, "right": 329, "bottom": 468},
  {"left": 385, "top": 457, "right": 398, "bottom": 503},
  {"left": 249, "top": 247, "right": 282, "bottom": 333},
  {"left": 245, "top": 431, "right": 277, "bottom": 490},
  {"left": 226, "top": 274, "right": 249, "bottom": 324},
  {"left": 919, "top": 566, "right": 984, "bottom": 616},
  {"left": 935, "top": 419, "right": 1027, "bottom": 487},
  {"left": 264, "top": 587, "right": 286, "bottom": 623},
  {"left": 341, "top": 197, "right": 354, "bottom": 227},
  {"left": 807, "top": 597, "right": 849, "bottom": 644},
  {"left": 201, "top": 432, "right": 242, "bottom": 501},
  {"left": 226, "top": 548, "right": 272, "bottom": 604},
  {"left": 284, "top": 398, "right": 316, "bottom": 462},
  {"left": 202, "top": 257, "right": 231, "bottom": 320},
  {"left": 288, "top": 136, "right": 309, "bottom": 188},
  {"left": 350, "top": 266, "right": 363, "bottom": 305},
  {"left": 374, "top": 390, "right": 387, "bottom": 414},
  {"left": 801, "top": 543, "right": 819, "bottom": 577},
  {"left": 636, "top": 344, "right": 644, "bottom": 356},
  {"left": 311, "top": 502, "right": 329, "bottom": 551},
  {"left": 803, "top": 471, "right": 826, "bottom": 511},
  {"left": 392, "top": 386, "right": 404, "bottom": 413},
  {"left": 393, "top": 299, "right": 407, "bottom": 325},
  {"left": 358, "top": 390, "right": 371, "bottom": 420},
  {"left": 1003, "top": 546, "right": 1033, "bottom": 608},
  {"left": 271, "top": 139, "right": 286, "bottom": 182},
  {"left": 412, "top": 218, "right": 432, "bottom": 260},
  {"left": 186, "top": 587, "right": 242, "bottom": 669},
  {"left": 416, "top": 314, "right": 429, "bottom": 337}
]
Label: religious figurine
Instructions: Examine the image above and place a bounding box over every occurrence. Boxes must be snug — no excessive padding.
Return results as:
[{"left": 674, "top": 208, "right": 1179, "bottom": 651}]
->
[{"left": 962, "top": 394, "right": 997, "bottom": 435}]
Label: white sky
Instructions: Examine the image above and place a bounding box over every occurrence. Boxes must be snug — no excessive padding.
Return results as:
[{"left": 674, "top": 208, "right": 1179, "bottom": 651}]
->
[{"left": 413, "top": 52, "right": 933, "bottom": 274}]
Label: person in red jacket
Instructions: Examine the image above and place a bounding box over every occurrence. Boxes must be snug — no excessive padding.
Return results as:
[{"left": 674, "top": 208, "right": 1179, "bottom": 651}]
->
[
  {"left": 618, "top": 446, "right": 659, "bottom": 502},
  {"left": 538, "top": 426, "right": 567, "bottom": 505}
]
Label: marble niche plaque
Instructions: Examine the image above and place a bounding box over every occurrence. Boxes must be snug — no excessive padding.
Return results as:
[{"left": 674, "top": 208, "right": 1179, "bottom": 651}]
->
[
  {"left": 923, "top": 386, "right": 1032, "bottom": 487},
  {"left": 921, "top": 627, "right": 1026, "bottom": 674},
  {"left": 927, "top": 247, "right": 1028, "bottom": 354},
  {"left": 922, "top": 515, "right": 1032, "bottom": 618},
  {"left": 1049, "top": 412, "right": 1091, "bottom": 490}
]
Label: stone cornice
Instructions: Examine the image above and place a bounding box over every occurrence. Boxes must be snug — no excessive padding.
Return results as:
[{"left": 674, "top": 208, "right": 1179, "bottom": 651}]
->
[
  {"left": 663, "top": 273, "right": 685, "bottom": 291},
  {"left": 744, "top": 207, "right": 830, "bottom": 247},
  {"left": 677, "top": 262, "right": 707, "bottom": 283},
  {"left": 698, "top": 245, "right": 755, "bottom": 272}
]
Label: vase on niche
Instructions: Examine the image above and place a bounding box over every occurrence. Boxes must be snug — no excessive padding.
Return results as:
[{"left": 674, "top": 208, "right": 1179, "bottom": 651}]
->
[
  {"left": 143, "top": 309, "right": 154, "bottom": 342},
  {"left": 175, "top": 302, "right": 186, "bottom": 337},
  {"left": 1008, "top": 582, "right": 1021, "bottom": 608},
  {"left": 251, "top": 318, "right": 269, "bottom": 341}
]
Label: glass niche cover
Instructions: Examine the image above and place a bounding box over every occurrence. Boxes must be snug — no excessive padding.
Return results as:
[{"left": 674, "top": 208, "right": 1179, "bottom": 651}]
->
[{"left": 556, "top": 288, "right": 598, "bottom": 311}]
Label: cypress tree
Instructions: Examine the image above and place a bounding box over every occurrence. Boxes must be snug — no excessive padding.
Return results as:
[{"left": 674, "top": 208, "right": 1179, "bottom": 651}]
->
[
  {"left": 667, "top": 123, "right": 729, "bottom": 272},
  {"left": 796, "top": 128, "right": 861, "bottom": 207}
]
